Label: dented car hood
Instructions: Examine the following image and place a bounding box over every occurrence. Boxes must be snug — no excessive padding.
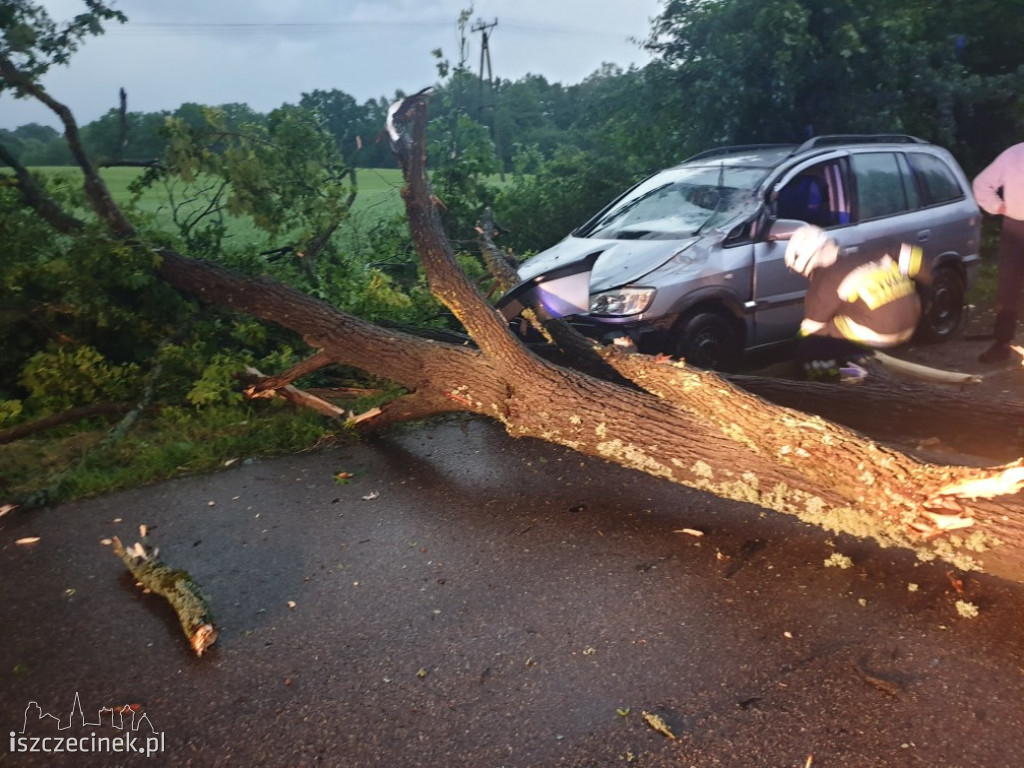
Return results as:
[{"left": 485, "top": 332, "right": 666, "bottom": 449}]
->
[{"left": 516, "top": 235, "right": 700, "bottom": 293}]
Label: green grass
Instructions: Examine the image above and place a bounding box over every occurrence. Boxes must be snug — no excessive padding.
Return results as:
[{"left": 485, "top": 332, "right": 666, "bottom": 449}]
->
[
  {"left": 0, "top": 402, "right": 353, "bottom": 505},
  {"left": 968, "top": 261, "right": 999, "bottom": 307},
  {"left": 20, "top": 165, "right": 408, "bottom": 230},
  {"left": 6, "top": 165, "right": 409, "bottom": 251}
]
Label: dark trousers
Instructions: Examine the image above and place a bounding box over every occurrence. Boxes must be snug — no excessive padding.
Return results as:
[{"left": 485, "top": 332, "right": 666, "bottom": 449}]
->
[{"left": 994, "top": 215, "right": 1024, "bottom": 343}]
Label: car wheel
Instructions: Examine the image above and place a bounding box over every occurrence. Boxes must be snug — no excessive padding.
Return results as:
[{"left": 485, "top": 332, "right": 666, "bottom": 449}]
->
[
  {"left": 673, "top": 312, "right": 741, "bottom": 372},
  {"left": 917, "top": 266, "right": 965, "bottom": 342}
]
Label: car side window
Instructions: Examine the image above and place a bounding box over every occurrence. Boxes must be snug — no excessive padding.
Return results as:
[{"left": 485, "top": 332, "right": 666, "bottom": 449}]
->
[
  {"left": 850, "top": 152, "right": 910, "bottom": 220},
  {"left": 906, "top": 152, "right": 965, "bottom": 206},
  {"left": 895, "top": 153, "right": 922, "bottom": 210},
  {"left": 775, "top": 160, "right": 849, "bottom": 227}
]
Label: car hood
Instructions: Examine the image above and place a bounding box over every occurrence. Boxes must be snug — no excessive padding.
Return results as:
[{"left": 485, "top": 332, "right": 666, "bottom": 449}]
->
[{"left": 517, "top": 235, "right": 699, "bottom": 292}]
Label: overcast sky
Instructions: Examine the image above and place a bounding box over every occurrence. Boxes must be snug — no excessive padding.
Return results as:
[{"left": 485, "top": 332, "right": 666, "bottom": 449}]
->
[{"left": 1, "top": 0, "right": 665, "bottom": 130}]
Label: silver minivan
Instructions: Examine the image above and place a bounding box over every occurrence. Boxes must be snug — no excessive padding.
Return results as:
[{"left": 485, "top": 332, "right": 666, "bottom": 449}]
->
[{"left": 497, "top": 135, "right": 981, "bottom": 371}]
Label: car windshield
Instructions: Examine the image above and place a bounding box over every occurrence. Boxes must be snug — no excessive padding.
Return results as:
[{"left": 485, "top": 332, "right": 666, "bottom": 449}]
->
[{"left": 578, "top": 164, "right": 769, "bottom": 240}]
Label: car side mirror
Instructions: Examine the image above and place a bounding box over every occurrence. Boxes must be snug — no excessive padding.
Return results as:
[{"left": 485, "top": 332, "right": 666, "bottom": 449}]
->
[{"left": 767, "top": 218, "right": 808, "bottom": 241}]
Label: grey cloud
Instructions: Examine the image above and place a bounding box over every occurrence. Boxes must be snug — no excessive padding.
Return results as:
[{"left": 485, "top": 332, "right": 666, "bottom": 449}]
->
[{"left": 2, "top": 0, "right": 659, "bottom": 128}]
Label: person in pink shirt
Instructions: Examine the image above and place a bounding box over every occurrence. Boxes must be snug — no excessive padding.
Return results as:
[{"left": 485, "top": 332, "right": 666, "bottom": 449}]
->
[{"left": 972, "top": 143, "right": 1024, "bottom": 363}]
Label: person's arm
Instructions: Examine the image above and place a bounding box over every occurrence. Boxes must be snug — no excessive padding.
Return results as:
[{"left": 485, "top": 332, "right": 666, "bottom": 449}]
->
[
  {"left": 972, "top": 151, "right": 1008, "bottom": 216},
  {"left": 800, "top": 272, "right": 842, "bottom": 336}
]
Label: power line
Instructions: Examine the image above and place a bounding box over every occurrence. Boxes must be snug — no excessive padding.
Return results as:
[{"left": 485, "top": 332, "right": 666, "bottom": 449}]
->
[
  {"left": 108, "top": 21, "right": 452, "bottom": 35},
  {"left": 106, "top": 19, "right": 632, "bottom": 41}
]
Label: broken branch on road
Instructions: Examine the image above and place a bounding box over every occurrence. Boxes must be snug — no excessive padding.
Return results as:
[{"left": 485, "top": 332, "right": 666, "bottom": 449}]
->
[{"left": 113, "top": 527, "right": 218, "bottom": 657}]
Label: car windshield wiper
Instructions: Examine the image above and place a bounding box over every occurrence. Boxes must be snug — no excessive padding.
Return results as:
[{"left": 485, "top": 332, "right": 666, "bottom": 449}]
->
[{"left": 612, "top": 230, "right": 654, "bottom": 240}]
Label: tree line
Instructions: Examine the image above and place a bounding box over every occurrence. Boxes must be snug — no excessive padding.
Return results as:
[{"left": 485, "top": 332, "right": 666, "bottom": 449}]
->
[{"left": 6, "top": 0, "right": 1021, "bottom": 178}]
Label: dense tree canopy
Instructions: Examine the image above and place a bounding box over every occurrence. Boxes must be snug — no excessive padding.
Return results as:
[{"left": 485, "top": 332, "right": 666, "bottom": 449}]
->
[{"left": 645, "top": 0, "right": 1024, "bottom": 169}]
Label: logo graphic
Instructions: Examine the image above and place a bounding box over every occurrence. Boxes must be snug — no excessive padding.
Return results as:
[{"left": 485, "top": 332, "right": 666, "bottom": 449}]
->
[{"left": 10, "top": 692, "right": 166, "bottom": 758}]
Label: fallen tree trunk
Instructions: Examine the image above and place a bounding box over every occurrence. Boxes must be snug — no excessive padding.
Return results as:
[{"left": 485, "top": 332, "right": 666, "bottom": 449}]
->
[
  {"left": 5, "top": 68, "right": 1024, "bottom": 584},
  {"left": 730, "top": 372, "right": 1024, "bottom": 463}
]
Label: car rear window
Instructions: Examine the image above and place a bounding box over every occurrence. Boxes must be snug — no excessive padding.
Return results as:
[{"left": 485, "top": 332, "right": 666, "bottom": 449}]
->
[{"left": 907, "top": 152, "right": 965, "bottom": 205}]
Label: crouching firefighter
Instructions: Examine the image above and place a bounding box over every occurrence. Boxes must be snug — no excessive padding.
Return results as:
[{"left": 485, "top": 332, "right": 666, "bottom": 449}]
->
[{"left": 784, "top": 224, "right": 930, "bottom": 381}]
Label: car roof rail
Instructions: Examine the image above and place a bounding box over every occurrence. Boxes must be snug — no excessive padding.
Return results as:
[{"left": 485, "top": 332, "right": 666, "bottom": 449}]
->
[
  {"left": 794, "top": 134, "right": 928, "bottom": 153},
  {"left": 682, "top": 143, "right": 797, "bottom": 162}
]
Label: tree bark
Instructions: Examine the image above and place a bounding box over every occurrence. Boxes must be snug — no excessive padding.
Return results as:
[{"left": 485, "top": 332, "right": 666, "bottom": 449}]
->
[
  {"left": 4, "top": 70, "right": 1024, "bottom": 584},
  {"left": 113, "top": 533, "right": 218, "bottom": 657},
  {"left": 730, "top": 371, "right": 1024, "bottom": 463}
]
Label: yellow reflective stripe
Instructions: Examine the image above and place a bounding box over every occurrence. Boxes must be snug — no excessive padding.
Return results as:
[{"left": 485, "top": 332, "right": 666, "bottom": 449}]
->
[
  {"left": 834, "top": 315, "right": 914, "bottom": 347},
  {"left": 799, "top": 319, "right": 826, "bottom": 336},
  {"left": 898, "top": 243, "right": 923, "bottom": 277}
]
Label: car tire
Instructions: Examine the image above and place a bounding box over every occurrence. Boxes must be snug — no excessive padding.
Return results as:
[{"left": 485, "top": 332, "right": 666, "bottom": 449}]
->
[
  {"left": 673, "top": 312, "right": 741, "bottom": 372},
  {"left": 916, "top": 266, "right": 965, "bottom": 342}
]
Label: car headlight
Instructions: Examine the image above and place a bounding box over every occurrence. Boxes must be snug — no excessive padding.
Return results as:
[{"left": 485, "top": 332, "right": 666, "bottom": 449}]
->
[{"left": 589, "top": 287, "right": 655, "bottom": 317}]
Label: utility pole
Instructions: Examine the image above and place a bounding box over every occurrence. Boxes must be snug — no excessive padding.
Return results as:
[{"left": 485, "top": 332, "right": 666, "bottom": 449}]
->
[
  {"left": 471, "top": 17, "right": 497, "bottom": 115},
  {"left": 471, "top": 17, "right": 503, "bottom": 179}
]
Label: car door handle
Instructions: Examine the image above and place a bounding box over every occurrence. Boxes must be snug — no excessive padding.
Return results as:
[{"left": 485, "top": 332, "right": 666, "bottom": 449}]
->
[
  {"left": 842, "top": 246, "right": 859, "bottom": 256},
  {"left": 917, "top": 230, "right": 931, "bottom": 243}
]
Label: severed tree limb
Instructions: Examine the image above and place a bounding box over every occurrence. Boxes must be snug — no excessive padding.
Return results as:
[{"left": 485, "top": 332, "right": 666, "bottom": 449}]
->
[
  {"left": 305, "top": 386, "right": 385, "bottom": 400},
  {"left": 350, "top": 391, "right": 467, "bottom": 432},
  {"left": 475, "top": 207, "right": 520, "bottom": 293},
  {"left": 112, "top": 530, "right": 218, "bottom": 656},
  {"left": 243, "top": 366, "right": 346, "bottom": 419},
  {"left": 245, "top": 351, "right": 333, "bottom": 394}
]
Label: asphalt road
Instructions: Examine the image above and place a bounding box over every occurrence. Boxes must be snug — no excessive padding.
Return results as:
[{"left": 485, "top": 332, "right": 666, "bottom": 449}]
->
[{"left": 2, "top": 417, "right": 1023, "bottom": 767}]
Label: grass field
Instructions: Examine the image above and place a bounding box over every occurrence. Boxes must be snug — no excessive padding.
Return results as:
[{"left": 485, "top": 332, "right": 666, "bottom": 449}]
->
[{"left": 19, "top": 165, "right": 409, "bottom": 239}]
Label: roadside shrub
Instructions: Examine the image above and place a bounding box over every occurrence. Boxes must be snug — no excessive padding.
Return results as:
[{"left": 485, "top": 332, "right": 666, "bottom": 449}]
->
[
  {"left": 19, "top": 345, "right": 141, "bottom": 414},
  {"left": 0, "top": 400, "right": 23, "bottom": 428}
]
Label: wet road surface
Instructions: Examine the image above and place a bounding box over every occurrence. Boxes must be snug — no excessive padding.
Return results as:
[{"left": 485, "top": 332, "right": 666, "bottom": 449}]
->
[{"left": 2, "top": 417, "right": 1023, "bottom": 766}]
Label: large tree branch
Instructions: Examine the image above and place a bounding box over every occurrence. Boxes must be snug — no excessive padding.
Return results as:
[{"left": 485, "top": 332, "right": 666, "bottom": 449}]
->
[
  {"left": 387, "top": 93, "right": 540, "bottom": 372},
  {"left": 475, "top": 207, "right": 520, "bottom": 293},
  {"left": 245, "top": 351, "right": 334, "bottom": 393}
]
